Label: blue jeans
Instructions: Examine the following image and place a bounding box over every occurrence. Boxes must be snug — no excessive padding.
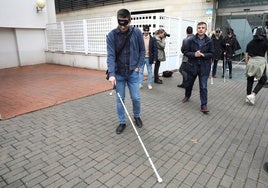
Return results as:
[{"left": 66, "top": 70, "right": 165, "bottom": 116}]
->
[
  {"left": 139, "top": 58, "right": 152, "bottom": 85},
  {"left": 115, "top": 71, "right": 141, "bottom": 124},
  {"left": 185, "top": 64, "right": 210, "bottom": 107}
]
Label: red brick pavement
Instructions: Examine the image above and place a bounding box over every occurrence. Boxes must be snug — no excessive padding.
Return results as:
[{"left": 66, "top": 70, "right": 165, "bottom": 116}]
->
[{"left": 0, "top": 63, "right": 111, "bottom": 120}]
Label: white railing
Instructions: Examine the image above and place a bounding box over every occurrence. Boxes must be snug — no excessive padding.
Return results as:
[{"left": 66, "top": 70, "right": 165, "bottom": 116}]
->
[
  {"left": 46, "top": 14, "right": 196, "bottom": 71},
  {"left": 46, "top": 17, "right": 116, "bottom": 54}
]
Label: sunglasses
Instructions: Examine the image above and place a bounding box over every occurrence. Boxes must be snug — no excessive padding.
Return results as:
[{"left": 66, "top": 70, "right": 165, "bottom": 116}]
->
[
  {"left": 118, "top": 19, "right": 129, "bottom": 26},
  {"left": 216, "top": 31, "right": 220, "bottom": 33}
]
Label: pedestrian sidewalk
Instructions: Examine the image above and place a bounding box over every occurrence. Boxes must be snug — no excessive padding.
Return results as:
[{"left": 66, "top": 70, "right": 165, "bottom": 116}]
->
[{"left": 0, "top": 67, "right": 268, "bottom": 187}]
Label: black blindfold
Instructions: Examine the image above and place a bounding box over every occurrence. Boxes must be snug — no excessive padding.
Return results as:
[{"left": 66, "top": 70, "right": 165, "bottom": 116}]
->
[{"left": 118, "top": 19, "right": 129, "bottom": 26}]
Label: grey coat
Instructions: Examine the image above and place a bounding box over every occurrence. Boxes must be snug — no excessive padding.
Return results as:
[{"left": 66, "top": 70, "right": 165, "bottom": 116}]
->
[{"left": 155, "top": 36, "right": 166, "bottom": 61}]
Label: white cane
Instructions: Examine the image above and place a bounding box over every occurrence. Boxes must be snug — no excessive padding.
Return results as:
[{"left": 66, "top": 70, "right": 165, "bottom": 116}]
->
[
  {"left": 117, "top": 92, "right": 163, "bottom": 183},
  {"left": 223, "top": 55, "right": 226, "bottom": 83},
  {"left": 233, "top": 57, "right": 245, "bottom": 69}
]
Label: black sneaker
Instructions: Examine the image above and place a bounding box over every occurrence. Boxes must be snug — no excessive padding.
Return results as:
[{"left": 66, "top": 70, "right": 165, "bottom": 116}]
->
[
  {"left": 264, "top": 162, "right": 268, "bottom": 173},
  {"left": 134, "top": 117, "right": 143, "bottom": 128},
  {"left": 177, "top": 84, "right": 185, "bottom": 88},
  {"left": 154, "top": 79, "right": 163, "bottom": 84},
  {"left": 116, "top": 124, "right": 126, "bottom": 134}
]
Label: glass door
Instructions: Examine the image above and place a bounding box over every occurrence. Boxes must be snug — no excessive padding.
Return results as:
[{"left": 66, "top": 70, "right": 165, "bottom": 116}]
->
[{"left": 216, "top": 11, "right": 267, "bottom": 60}]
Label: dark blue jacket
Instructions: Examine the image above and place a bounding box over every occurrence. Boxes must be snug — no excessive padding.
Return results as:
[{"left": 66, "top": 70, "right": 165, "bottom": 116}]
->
[
  {"left": 184, "top": 34, "right": 214, "bottom": 75},
  {"left": 106, "top": 26, "right": 145, "bottom": 77},
  {"left": 147, "top": 35, "right": 158, "bottom": 64}
]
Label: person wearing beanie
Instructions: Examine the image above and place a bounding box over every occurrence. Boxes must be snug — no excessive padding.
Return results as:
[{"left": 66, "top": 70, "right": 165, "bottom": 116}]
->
[
  {"left": 222, "top": 28, "right": 241, "bottom": 79},
  {"left": 211, "top": 28, "right": 224, "bottom": 78}
]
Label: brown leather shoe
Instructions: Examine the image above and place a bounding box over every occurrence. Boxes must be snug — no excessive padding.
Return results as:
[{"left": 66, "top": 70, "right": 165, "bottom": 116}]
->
[
  {"left": 200, "top": 106, "right": 209, "bottom": 113},
  {"left": 181, "top": 97, "right": 189, "bottom": 103}
]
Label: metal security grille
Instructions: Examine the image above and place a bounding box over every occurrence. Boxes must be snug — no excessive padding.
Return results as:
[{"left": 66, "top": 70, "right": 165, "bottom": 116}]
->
[{"left": 55, "top": 0, "right": 138, "bottom": 13}]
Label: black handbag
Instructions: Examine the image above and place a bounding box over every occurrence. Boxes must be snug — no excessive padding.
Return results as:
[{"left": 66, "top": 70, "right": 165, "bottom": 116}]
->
[{"left": 162, "top": 71, "right": 173, "bottom": 77}]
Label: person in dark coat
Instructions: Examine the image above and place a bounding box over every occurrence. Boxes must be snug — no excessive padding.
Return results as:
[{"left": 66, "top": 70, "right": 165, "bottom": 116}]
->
[
  {"left": 177, "top": 26, "right": 194, "bottom": 88},
  {"left": 222, "top": 28, "right": 241, "bottom": 79},
  {"left": 211, "top": 27, "right": 224, "bottom": 78},
  {"left": 181, "top": 21, "right": 214, "bottom": 113}
]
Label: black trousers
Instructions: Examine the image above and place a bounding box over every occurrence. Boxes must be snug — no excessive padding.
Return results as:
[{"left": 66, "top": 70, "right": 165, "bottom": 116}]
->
[
  {"left": 154, "top": 60, "right": 161, "bottom": 81},
  {"left": 179, "top": 61, "right": 188, "bottom": 86},
  {"left": 247, "top": 68, "right": 267, "bottom": 95}
]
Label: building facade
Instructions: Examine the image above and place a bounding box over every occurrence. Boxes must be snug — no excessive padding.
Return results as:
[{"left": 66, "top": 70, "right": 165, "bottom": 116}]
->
[
  {"left": 216, "top": 0, "right": 268, "bottom": 59},
  {"left": 55, "top": 0, "right": 215, "bottom": 31},
  {"left": 1, "top": 0, "right": 268, "bottom": 69},
  {"left": 0, "top": 0, "right": 56, "bottom": 69}
]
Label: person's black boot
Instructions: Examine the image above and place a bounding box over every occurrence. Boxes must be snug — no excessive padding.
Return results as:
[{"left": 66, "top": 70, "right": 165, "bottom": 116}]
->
[
  {"left": 177, "top": 84, "right": 185, "bottom": 88},
  {"left": 264, "top": 162, "right": 268, "bottom": 173},
  {"left": 154, "top": 79, "right": 163, "bottom": 84},
  {"left": 134, "top": 117, "right": 143, "bottom": 128},
  {"left": 116, "top": 124, "right": 126, "bottom": 134}
]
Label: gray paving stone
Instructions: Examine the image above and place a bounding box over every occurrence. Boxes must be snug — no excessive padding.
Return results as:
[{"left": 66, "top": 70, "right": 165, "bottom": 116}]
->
[
  {"left": 220, "top": 174, "right": 234, "bottom": 188},
  {"left": 196, "top": 171, "right": 211, "bottom": 186},
  {"left": 1, "top": 70, "right": 268, "bottom": 187}
]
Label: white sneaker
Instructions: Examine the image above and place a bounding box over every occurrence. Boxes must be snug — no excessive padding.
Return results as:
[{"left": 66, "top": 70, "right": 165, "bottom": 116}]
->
[
  {"left": 148, "top": 84, "right": 152, "bottom": 90},
  {"left": 246, "top": 94, "right": 255, "bottom": 105},
  {"left": 139, "top": 84, "right": 143, "bottom": 89}
]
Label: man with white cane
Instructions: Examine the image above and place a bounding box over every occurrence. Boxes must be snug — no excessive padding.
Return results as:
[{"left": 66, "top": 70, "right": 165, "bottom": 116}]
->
[{"left": 106, "top": 9, "right": 145, "bottom": 134}]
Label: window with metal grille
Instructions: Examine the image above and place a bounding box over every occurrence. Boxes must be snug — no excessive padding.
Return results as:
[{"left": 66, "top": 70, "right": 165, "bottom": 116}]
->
[{"left": 55, "top": 0, "right": 139, "bottom": 13}]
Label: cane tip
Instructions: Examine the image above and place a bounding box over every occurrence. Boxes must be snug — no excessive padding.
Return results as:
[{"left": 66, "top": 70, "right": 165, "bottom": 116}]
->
[{"left": 158, "top": 178, "right": 163, "bottom": 183}]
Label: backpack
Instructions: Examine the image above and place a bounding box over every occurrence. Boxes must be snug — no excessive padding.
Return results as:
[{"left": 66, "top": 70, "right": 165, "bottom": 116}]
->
[{"left": 162, "top": 71, "right": 173, "bottom": 77}]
